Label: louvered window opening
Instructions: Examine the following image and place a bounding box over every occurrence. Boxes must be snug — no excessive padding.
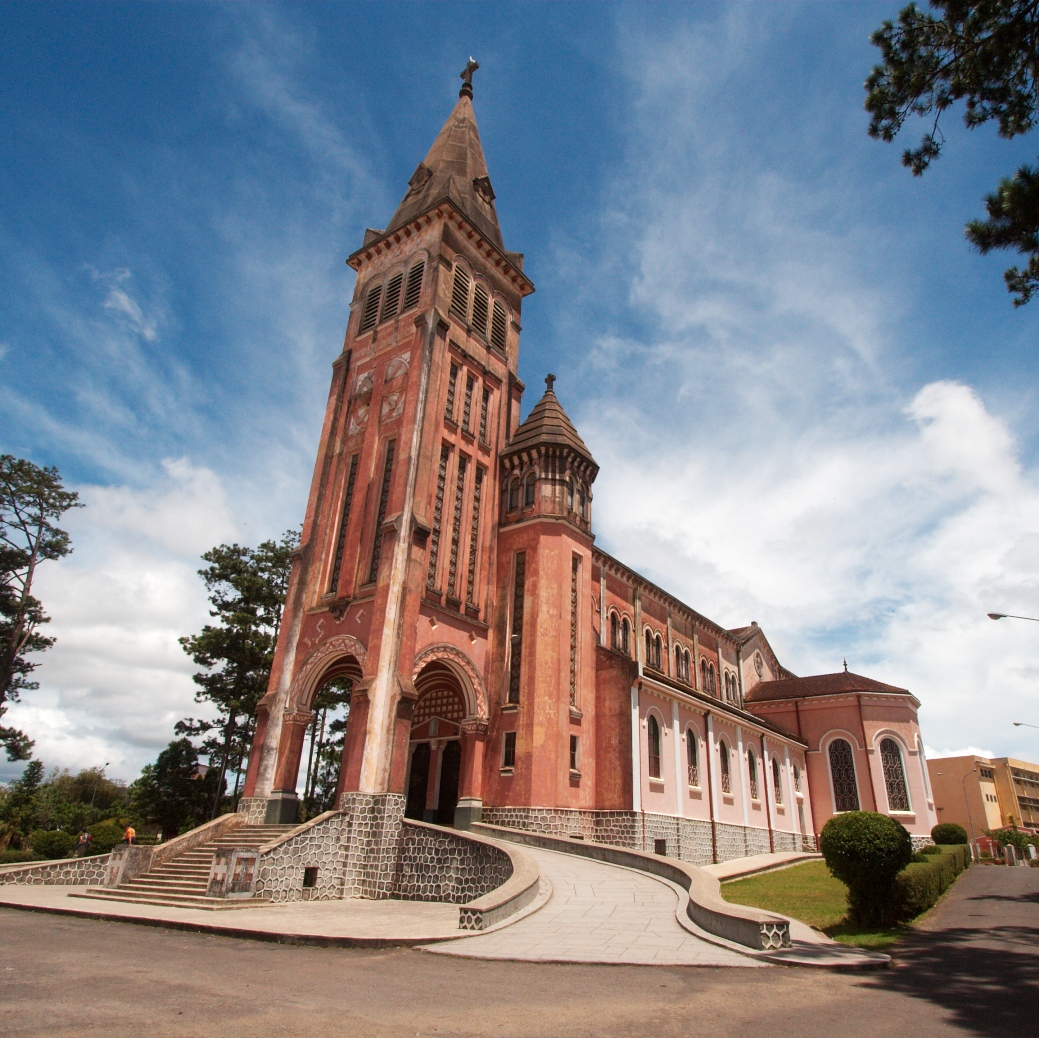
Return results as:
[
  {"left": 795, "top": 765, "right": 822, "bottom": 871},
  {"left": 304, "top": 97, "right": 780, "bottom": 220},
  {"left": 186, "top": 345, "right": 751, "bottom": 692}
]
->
[
  {"left": 462, "top": 375, "right": 475, "bottom": 432},
  {"left": 465, "top": 467, "right": 484, "bottom": 604},
  {"left": 569, "top": 555, "right": 580, "bottom": 706},
  {"left": 829, "top": 739, "right": 860, "bottom": 812},
  {"left": 720, "top": 743, "right": 731, "bottom": 794},
  {"left": 647, "top": 715, "right": 661, "bottom": 779},
  {"left": 368, "top": 440, "right": 396, "bottom": 584},
  {"left": 881, "top": 738, "right": 911, "bottom": 811},
  {"left": 427, "top": 445, "right": 450, "bottom": 587},
  {"left": 772, "top": 758, "right": 783, "bottom": 804},
  {"left": 328, "top": 453, "right": 360, "bottom": 594},
  {"left": 380, "top": 271, "right": 404, "bottom": 323},
  {"left": 450, "top": 267, "right": 471, "bottom": 322},
  {"left": 359, "top": 284, "right": 383, "bottom": 333},
  {"left": 687, "top": 729, "right": 698, "bottom": 787},
  {"left": 471, "top": 283, "right": 489, "bottom": 338},
  {"left": 479, "top": 387, "right": 490, "bottom": 442},
  {"left": 507, "top": 552, "right": 525, "bottom": 704},
  {"left": 445, "top": 363, "right": 459, "bottom": 422},
  {"left": 401, "top": 260, "right": 424, "bottom": 312},
  {"left": 446, "top": 456, "right": 468, "bottom": 597},
  {"left": 491, "top": 301, "right": 507, "bottom": 351},
  {"left": 748, "top": 751, "right": 759, "bottom": 800}
]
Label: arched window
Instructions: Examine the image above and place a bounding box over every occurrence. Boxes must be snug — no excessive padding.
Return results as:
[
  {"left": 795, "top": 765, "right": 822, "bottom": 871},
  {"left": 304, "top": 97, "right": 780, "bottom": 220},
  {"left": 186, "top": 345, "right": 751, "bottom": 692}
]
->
[
  {"left": 772, "top": 758, "right": 782, "bottom": 804},
  {"left": 359, "top": 282, "right": 383, "bottom": 333},
  {"left": 793, "top": 762, "right": 802, "bottom": 792},
  {"left": 523, "top": 472, "right": 536, "bottom": 507},
  {"left": 686, "top": 729, "right": 698, "bottom": 786},
  {"left": 645, "top": 628, "right": 653, "bottom": 667},
  {"left": 490, "top": 300, "right": 508, "bottom": 351},
  {"left": 647, "top": 714, "right": 661, "bottom": 779},
  {"left": 685, "top": 650, "right": 692, "bottom": 683},
  {"left": 880, "top": 738, "right": 911, "bottom": 812},
  {"left": 828, "top": 738, "right": 860, "bottom": 812},
  {"left": 578, "top": 484, "right": 587, "bottom": 517},
  {"left": 674, "top": 645, "right": 682, "bottom": 680},
  {"left": 401, "top": 259, "right": 425, "bottom": 312},
  {"left": 380, "top": 269, "right": 404, "bottom": 323},
  {"left": 508, "top": 477, "right": 520, "bottom": 511},
  {"left": 654, "top": 634, "right": 663, "bottom": 671},
  {"left": 747, "top": 748, "right": 759, "bottom": 800},
  {"left": 471, "top": 282, "right": 489, "bottom": 338},
  {"left": 723, "top": 673, "right": 731, "bottom": 700},
  {"left": 450, "top": 265, "right": 471, "bottom": 322},
  {"left": 610, "top": 612, "right": 619, "bottom": 650},
  {"left": 621, "top": 618, "right": 630, "bottom": 655},
  {"left": 719, "top": 739, "right": 731, "bottom": 794},
  {"left": 566, "top": 479, "right": 574, "bottom": 511},
  {"left": 708, "top": 663, "right": 716, "bottom": 694},
  {"left": 701, "top": 658, "right": 708, "bottom": 690}
]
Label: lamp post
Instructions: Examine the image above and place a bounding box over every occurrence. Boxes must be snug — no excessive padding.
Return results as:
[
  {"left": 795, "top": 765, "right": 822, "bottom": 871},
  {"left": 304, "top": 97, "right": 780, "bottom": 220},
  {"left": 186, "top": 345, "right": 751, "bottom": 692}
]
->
[
  {"left": 987, "top": 612, "right": 1039, "bottom": 622},
  {"left": 90, "top": 762, "right": 110, "bottom": 807},
  {"left": 1013, "top": 721, "right": 1039, "bottom": 730}
]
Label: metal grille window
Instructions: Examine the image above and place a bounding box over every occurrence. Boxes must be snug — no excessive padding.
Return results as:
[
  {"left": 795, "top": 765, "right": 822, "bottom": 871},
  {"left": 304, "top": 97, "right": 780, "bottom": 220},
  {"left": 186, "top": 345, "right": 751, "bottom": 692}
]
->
[
  {"left": 829, "top": 739, "right": 860, "bottom": 812},
  {"left": 647, "top": 715, "right": 661, "bottom": 779},
  {"left": 359, "top": 283, "right": 383, "bottom": 333},
  {"left": 450, "top": 266, "right": 471, "bottom": 322},
  {"left": 491, "top": 300, "right": 507, "bottom": 351},
  {"left": 569, "top": 555, "right": 580, "bottom": 706},
  {"left": 502, "top": 731, "right": 516, "bottom": 769},
  {"left": 447, "top": 455, "right": 468, "bottom": 596},
  {"left": 748, "top": 749, "right": 759, "bottom": 800},
  {"left": 445, "top": 362, "right": 459, "bottom": 422},
  {"left": 427, "top": 445, "right": 450, "bottom": 587},
  {"left": 328, "top": 453, "right": 359, "bottom": 594},
  {"left": 479, "top": 387, "right": 490, "bottom": 442},
  {"left": 401, "top": 260, "right": 424, "bottom": 312},
  {"left": 687, "top": 729, "right": 699, "bottom": 787},
  {"left": 720, "top": 741, "right": 731, "bottom": 794},
  {"left": 880, "top": 738, "right": 911, "bottom": 812},
  {"left": 380, "top": 271, "right": 404, "bottom": 323},
  {"left": 462, "top": 375, "right": 475, "bottom": 432},
  {"left": 465, "top": 467, "right": 483, "bottom": 604},
  {"left": 507, "top": 552, "right": 525, "bottom": 704},
  {"left": 367, "top": 440, "right": 395, "bottom": 584},
  {"left": 772, "top": 758, "right": 783, "bottom": 804},
  {"left": 471, "top": 283, "right": 489, "bottom": 338}
]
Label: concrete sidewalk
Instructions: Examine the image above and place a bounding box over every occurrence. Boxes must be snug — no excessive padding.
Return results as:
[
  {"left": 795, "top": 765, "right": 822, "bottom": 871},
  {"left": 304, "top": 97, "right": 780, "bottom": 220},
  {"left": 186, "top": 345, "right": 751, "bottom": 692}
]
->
[{"left": 704, "top": 850, "right": 821, "bottom": 880}]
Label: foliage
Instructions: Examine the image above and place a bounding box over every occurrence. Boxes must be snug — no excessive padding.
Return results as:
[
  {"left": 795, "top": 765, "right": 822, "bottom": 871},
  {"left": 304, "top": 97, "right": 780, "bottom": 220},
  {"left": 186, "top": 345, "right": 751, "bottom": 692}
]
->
[
  {"left": 819, "top": 811, "right": 913, "bottom": 927},
  {"left": 129, "top": 738, "right": 223, "bottom": 840},
  {"left": 301, "top": 678, "right": 351, "bottom": 818},
  {"left": 895, "top": 844, "right": 970, "bottom": 917},
  {"left": 986, "top": 825, "right": 1038, "bottom": 851},
  {"left": 0, "top": 849, "right": 39, "bottom": 864},
  {"left": 931, "top": 821, "right": 969, "bottom": 844},
  {"left": 177, "top": 531, "right": 297, "bottom": 818},
  {"left": 88, "top": 819, "right": 126, "bottom": 854},
  {"left": 0, "top": 455, "right": 81, "bottom": 760},
  {"left": 920, "top": 843, "right": 943, "bottom": 854},
  {"left": 28, "top": 828, "right": 74, "bottom": 859},
  {"left": 866, "top": 1, "right": 1039, "bottom": 304}
]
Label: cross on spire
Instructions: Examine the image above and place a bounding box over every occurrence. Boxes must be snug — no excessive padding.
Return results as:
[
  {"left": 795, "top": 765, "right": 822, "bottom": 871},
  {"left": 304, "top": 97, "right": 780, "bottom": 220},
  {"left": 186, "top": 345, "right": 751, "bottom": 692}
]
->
[
  {"left": 545, "top": 373, "right": 557, "bottom": 392},
  {"left": 843, "top": 658, "right": 848, "bottom": 673},
  {"left": 459, "top": 57, "right": 479, "bottom": 99}
]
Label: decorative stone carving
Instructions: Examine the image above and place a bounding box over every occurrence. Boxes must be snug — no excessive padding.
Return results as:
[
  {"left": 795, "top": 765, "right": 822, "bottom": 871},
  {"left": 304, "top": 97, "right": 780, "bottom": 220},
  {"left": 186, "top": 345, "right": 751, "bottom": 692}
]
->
[
  {"left": 380, "top": 391, "right": 405, "bottom": 422},
  {"left": 288, "top": 634, "right": 368, "bottom": 712},
  {"left": 411, "top": 643, "right": 489, "bottom": 720},
  {"left": 348, "top": 404, "right": 369, "bottom": 435},
  {"left": 384, "top": 352, "right": 410, "bottom": 382}
]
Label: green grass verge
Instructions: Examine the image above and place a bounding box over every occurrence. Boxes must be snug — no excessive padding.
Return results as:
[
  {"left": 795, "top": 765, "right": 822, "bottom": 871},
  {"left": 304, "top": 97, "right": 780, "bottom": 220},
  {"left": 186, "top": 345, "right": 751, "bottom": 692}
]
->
[{"left": 720, "top": 860, "right": 910, "bottom": 951}]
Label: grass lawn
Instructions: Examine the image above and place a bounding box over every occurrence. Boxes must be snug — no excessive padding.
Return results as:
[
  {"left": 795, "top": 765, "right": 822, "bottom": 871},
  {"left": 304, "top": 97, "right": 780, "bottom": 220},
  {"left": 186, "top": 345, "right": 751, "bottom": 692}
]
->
[{"left": 720, "top": 861, "right": 911, "bottom": 950}]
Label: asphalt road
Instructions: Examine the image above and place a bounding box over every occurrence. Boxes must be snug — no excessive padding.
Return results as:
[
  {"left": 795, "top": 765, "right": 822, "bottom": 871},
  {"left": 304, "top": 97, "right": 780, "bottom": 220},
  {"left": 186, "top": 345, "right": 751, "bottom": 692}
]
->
[{"left": 1, "top": 864, "right": 1035, "bottom": 1038}]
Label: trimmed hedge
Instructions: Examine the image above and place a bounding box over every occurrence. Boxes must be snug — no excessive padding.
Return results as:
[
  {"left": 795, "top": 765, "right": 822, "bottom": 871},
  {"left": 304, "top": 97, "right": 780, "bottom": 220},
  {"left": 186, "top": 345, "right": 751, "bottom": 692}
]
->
[
  {"left": 895, "top": 844, "right": 970, "bottom": 920},
  {"left": 0, "top": 849, "right": 41, "bottom": 865},
  {"left": 931, "top": 822, "right": 968, "bottom": 845},
  {"left": 28, "top": 829, "right": 75, "bottom": 859}
]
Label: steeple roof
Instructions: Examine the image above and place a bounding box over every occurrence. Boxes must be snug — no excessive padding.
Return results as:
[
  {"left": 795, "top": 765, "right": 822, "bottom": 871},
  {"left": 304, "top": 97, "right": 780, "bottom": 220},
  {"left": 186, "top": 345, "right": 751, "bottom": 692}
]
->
[
  {"left": 506, "top": 375, "right": 598, "bottom": 473},
  {"left": 385, "top": 93, "right": 503, "bottom": 249}
]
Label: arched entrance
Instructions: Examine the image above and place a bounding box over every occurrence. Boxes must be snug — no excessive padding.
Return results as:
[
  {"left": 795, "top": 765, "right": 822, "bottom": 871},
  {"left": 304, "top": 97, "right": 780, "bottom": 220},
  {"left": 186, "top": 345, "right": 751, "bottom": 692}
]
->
[{"left": 404, "top": 662, "right": 467, "bottom": 824}]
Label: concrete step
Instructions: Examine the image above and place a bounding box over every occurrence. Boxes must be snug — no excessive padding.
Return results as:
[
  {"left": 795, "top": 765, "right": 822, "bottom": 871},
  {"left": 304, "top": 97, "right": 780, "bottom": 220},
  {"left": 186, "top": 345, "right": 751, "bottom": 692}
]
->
[{"left": 72, "top": 888, "right": 269, "bottom": 911}]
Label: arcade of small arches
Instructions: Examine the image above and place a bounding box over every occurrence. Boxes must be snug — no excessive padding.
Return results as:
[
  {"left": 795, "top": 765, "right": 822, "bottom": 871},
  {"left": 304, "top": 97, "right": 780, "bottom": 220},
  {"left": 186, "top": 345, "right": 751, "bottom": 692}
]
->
[{"left": 501, "top": 459, "right": 591, "bottom": 523}]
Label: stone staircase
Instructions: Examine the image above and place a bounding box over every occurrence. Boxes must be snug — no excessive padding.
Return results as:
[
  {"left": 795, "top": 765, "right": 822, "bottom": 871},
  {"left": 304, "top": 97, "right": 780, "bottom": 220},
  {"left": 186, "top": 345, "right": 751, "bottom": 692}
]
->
[{"left": 73, "top": 824, "right": 295, "bottom": 911}]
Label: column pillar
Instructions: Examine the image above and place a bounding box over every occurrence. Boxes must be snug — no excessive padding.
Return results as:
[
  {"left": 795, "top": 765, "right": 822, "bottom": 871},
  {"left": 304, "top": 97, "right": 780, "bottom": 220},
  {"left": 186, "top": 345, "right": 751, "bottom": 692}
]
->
[
  {"left": 336, "top": 684, "right": 371, "bottom": 804},
  {"left": 456, "top": 719, "right": 488, "bottom": 829},
  {"left": 265, "top": 709, "right": 313, "bottom": 824}
]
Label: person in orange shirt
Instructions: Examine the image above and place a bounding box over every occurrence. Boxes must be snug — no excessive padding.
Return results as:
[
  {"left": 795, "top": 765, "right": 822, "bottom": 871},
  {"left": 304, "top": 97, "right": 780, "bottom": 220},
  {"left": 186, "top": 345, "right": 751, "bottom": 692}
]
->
[{"left": 123, "top": 825, "right": 136, "bottom": 845}]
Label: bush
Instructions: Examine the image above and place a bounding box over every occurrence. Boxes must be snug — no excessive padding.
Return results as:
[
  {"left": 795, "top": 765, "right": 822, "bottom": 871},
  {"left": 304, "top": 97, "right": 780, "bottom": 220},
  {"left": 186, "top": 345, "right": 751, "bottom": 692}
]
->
[
  {"left": 895, "top": 844, "right": 970, "bottom": 919},
  {"left": 0, "top": 849, "right": 41, "bottom": 865},
  {"left": 28, "top": 829, "right": 75, "bottom": 859},
  {"left": 88, "top": 819, "right": 125, "bottom": 854},
  {"left": 920, "top": 844, "right": 942, "bottom": 855},
  {"left": 820, "top": 811, "right": 913, "bottom": 927},
  {"left": 931, "top": 822, "right": 969, "bottom": 845},
  {"left": 986, "top": 827, "right": 1034, "bottom": 853}
]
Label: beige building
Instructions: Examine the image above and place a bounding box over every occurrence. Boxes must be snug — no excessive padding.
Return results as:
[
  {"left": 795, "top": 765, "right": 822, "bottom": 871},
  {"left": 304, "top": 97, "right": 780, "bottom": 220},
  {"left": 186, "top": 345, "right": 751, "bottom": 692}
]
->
[{"left": 927, "top": 754, "right": 1039, "bottom": 838}]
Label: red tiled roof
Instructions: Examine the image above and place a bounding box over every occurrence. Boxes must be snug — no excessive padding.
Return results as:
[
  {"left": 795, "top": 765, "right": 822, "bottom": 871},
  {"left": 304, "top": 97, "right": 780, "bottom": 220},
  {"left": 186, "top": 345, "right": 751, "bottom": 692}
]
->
[{"left": 744, "top": 670, "right": 909, "bottom": 703}]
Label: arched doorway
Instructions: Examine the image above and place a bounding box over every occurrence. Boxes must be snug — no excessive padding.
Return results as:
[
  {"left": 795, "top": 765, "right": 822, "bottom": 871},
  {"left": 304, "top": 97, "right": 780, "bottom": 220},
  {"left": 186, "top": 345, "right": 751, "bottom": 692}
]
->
[{"left": 405, "top": 661, "right": 466, "bottom": 824}]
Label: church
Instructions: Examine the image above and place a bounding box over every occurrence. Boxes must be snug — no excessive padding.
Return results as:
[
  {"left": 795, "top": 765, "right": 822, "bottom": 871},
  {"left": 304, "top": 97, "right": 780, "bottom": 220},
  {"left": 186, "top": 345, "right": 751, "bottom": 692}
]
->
[{"left": 238, "top": 67, "right": 939, "bottom": 864}]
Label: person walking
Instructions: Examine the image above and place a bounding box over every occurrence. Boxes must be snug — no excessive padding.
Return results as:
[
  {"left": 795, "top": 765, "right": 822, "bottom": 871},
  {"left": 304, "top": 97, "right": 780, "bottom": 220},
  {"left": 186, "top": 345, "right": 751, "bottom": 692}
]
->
[{"left": 74, "top": 831, "right": 92, "bottom": 857}]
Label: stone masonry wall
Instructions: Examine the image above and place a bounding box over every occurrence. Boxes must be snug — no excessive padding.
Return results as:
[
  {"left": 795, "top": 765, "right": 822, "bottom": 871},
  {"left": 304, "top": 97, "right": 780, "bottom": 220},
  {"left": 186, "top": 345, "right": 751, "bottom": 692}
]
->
[
  {"left": 0, "top": 854, "right": 109, "bottom": 886},
  {"left": 396, "top": 822, "right": 513, "bottom": 904},
  {"left": 253, "top": 812, "right": 350, "bottom": 903}
]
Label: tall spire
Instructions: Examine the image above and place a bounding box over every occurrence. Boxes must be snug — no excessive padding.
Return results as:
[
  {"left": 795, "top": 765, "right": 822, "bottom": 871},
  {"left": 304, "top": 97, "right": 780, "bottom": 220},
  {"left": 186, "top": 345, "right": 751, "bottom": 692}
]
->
[{"left": 384, "top": 61, "right": 503, "bottom": 248}]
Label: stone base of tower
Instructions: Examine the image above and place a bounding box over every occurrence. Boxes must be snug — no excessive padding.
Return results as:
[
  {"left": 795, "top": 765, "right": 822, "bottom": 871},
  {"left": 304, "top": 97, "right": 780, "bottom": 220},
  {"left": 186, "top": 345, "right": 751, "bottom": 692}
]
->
[
  {"left": 236, "top": 793, "right": 300, "bottom": 826},
  {"left": 338, "top": 792, "right": 406, "bottom": 898}
]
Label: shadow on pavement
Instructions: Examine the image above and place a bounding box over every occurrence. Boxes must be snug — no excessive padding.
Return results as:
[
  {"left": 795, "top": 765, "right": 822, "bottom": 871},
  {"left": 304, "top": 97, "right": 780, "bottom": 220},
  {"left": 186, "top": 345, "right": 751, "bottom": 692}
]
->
[{"left": 864, "top": 925, "right": 1039, "bottom": 1038}]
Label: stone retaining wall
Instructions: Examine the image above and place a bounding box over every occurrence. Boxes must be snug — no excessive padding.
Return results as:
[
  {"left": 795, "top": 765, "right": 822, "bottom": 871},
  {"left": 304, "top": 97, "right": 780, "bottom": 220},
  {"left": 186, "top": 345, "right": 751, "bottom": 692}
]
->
[
  {"left": 0, "top": 854, "right": 110, "bottom": 886},
  {"left": 396, "top": 821, "right": 513, "bottom": 904},
  {"left": 253, "top": 812, "right": 350, "bottom": 903}
]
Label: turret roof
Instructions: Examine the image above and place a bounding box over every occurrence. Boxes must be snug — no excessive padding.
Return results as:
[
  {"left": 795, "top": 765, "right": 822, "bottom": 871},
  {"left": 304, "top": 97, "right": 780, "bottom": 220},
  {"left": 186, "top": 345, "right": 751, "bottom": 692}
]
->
[{"left": 506, "top": 376, "right": 597, "bottom": 472}]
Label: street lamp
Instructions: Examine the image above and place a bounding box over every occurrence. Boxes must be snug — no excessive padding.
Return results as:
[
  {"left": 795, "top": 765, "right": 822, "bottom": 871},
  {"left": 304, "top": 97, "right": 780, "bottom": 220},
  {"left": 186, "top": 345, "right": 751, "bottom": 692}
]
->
[
  {"left": 1013, "top": 722, "right": 1039, "bottom": 730},
  {"left": 987, "top": 612, "right": 1039, "bottom": 622},
  {"left": 90, "top": 762, "right": 110, "bottom": 807}
]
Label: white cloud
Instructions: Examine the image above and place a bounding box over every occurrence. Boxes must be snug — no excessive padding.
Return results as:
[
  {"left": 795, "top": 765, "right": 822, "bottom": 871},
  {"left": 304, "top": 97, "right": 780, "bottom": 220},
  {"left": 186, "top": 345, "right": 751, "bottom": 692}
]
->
[{"left": 91, "top": 266, "right": 159, "bottom": 342}]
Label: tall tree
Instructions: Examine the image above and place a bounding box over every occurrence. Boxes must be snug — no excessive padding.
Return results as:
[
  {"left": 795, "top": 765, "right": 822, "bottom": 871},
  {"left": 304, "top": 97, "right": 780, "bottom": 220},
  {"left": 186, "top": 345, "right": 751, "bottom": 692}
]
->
[
  {"left": 177, "top": 530, "right": 297, "bottom": 817},
  {"left": 0, "top": 456, "right": 80, "bottom": 760},
  {"left": 129, "top": 738, "right": 220, "bottom": 840},
  {"left": 866, "top": 1, "right": 1039, "bottom": 304}
]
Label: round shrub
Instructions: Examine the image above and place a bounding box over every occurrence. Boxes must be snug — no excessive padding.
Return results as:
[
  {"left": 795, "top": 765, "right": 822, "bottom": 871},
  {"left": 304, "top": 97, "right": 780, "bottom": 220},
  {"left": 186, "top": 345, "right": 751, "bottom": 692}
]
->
[
  {"left": 820, "top": 811, "right": 913, "bottom": 927},
  {"left": 88, "top": 819, "right": 125, "bottom": 854},
  {"left": 931, "top": 822, "right": 969, "bottom": 845},
  {"left": 920, "top": 844, "right": 942, "bottom": 855},
  {"left": 28, "top": 829, "right": 75, "bottom": 859}
]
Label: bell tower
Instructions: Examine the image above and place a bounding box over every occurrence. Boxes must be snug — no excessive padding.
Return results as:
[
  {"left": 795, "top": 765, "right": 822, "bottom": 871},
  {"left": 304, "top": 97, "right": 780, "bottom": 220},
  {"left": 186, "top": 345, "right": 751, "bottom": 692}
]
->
[{"left": 238, "top": 66, "right": 533, "bottom": 881}]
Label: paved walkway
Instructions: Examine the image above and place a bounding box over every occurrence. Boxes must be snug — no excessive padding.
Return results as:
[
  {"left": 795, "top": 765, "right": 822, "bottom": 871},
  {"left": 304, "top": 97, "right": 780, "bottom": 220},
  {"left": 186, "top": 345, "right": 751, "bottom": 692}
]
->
[{"left": 424, "top": 844, "right": 760, "bottom": 966}]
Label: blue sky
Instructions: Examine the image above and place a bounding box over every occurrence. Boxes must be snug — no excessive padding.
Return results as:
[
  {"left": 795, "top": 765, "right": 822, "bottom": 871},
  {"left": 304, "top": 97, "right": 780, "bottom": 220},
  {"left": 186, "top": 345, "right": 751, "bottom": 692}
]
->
[{"left": 3, "top": 1, "right": 1039, "bottom": 783}]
